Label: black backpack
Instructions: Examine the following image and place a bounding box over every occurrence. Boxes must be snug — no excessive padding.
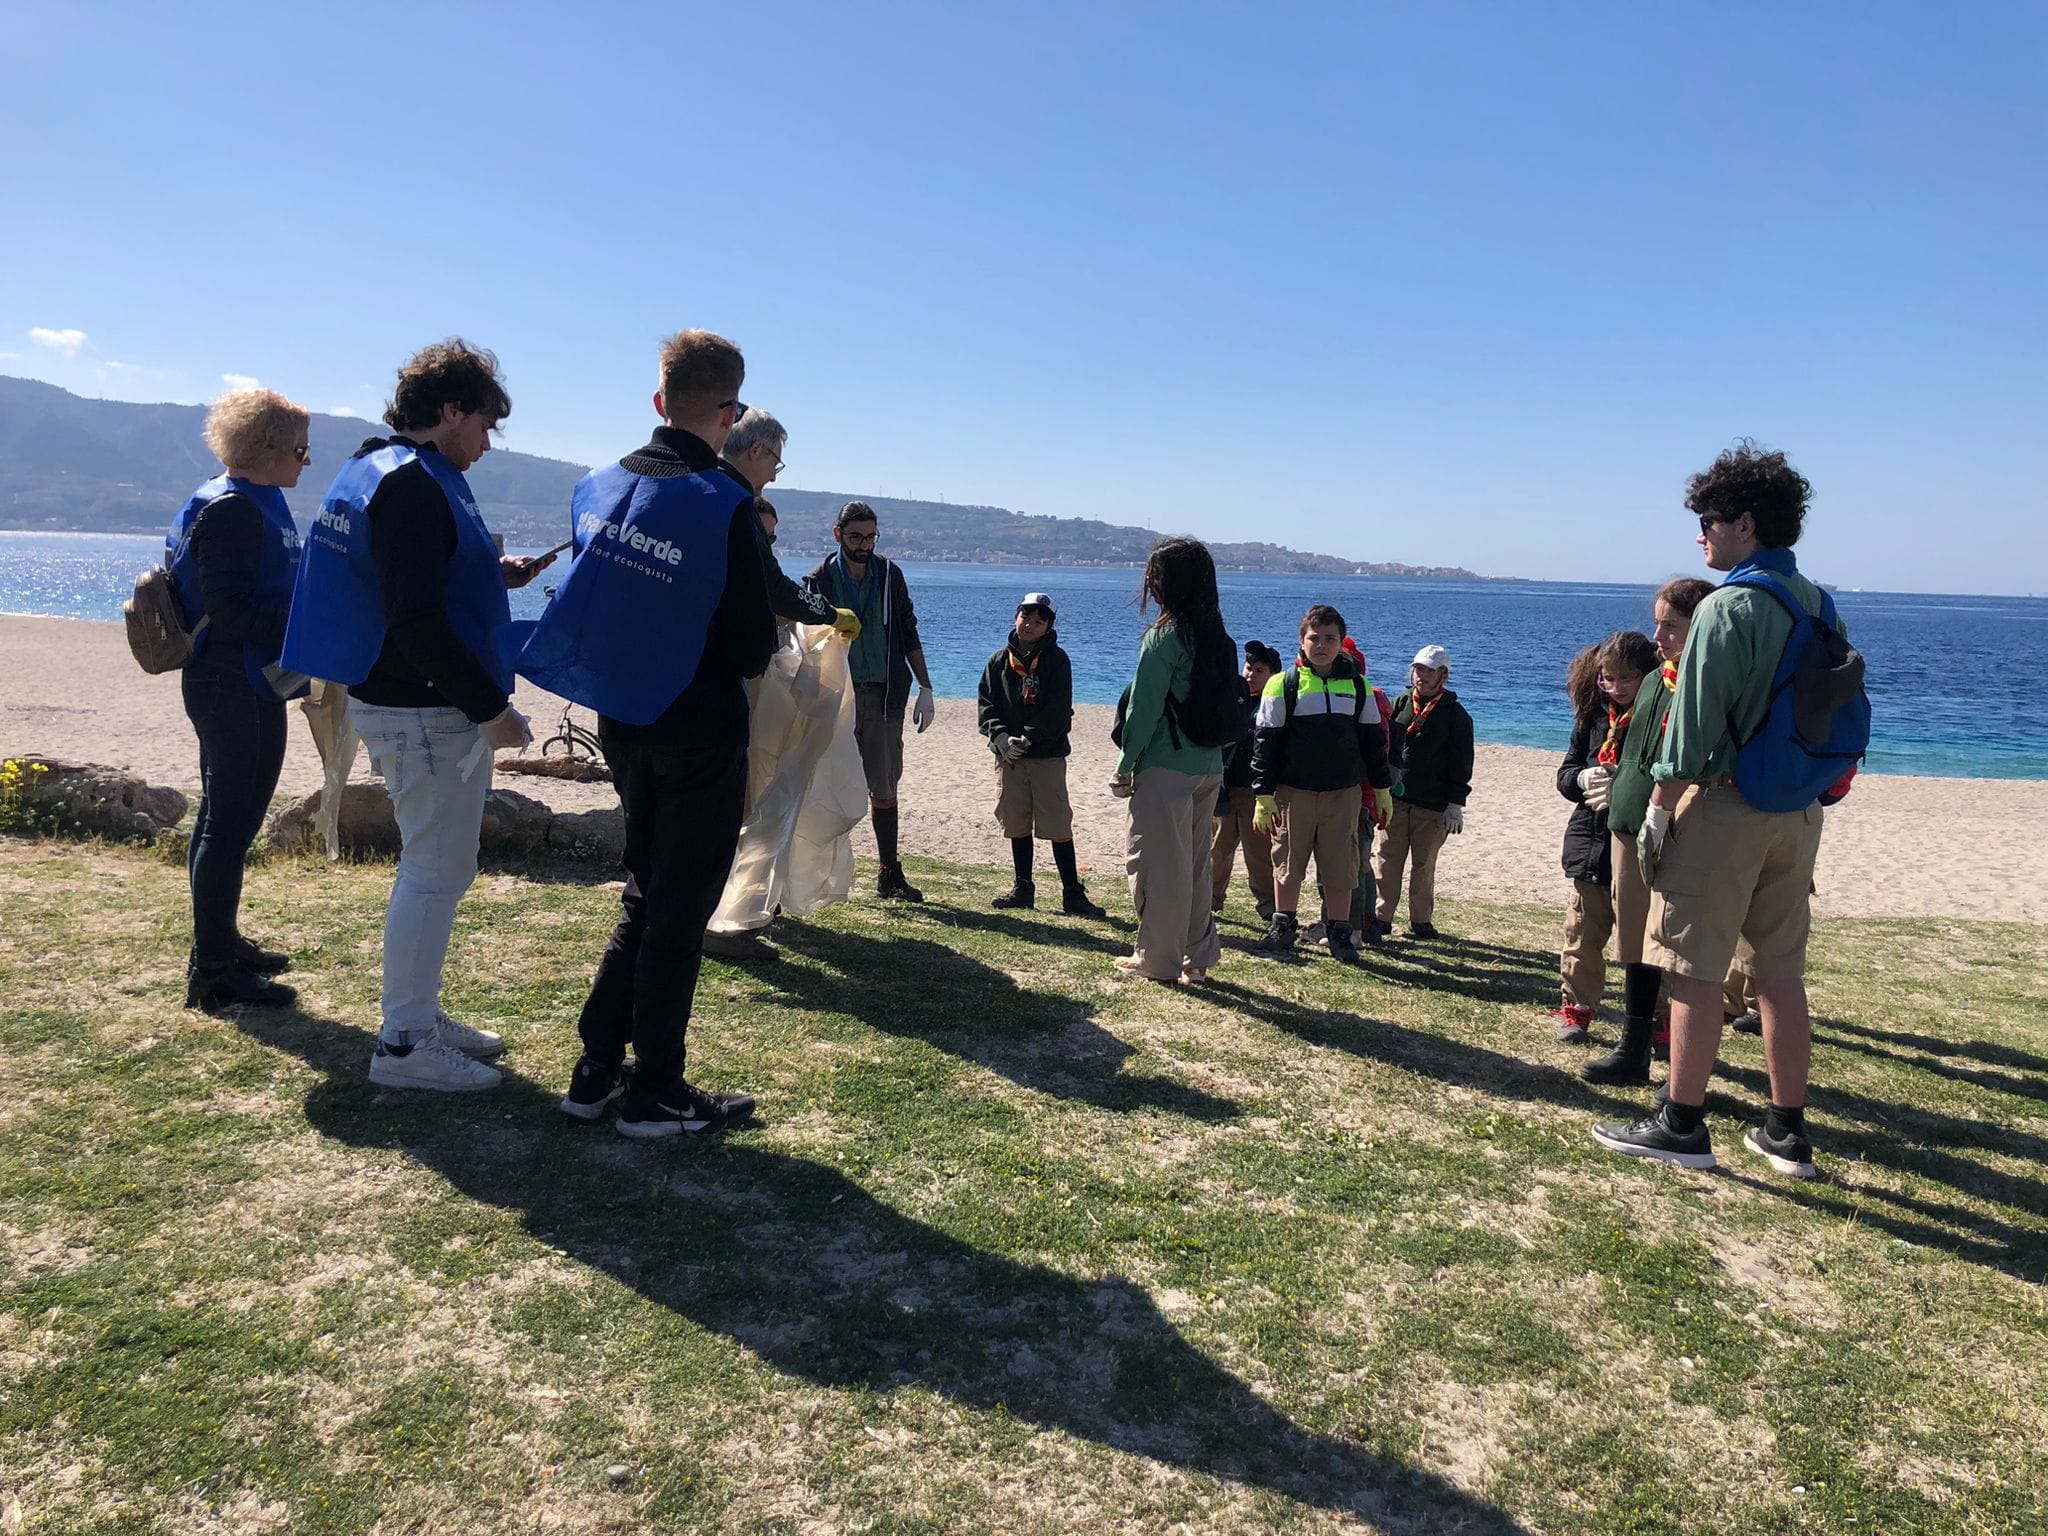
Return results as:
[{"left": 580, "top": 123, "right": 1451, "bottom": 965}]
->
[{"left": 1161, "top": 626, "right": 1242, "bottom": 751}]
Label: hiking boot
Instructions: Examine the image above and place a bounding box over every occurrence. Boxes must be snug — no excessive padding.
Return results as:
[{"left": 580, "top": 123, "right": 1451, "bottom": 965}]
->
[
  {"left": 1743, "top": 1123, "right": 1818, "bottom": 1180},
  {"left": 368, "top": 1037, "right": 501, "bottom": 1092},
  {"left": 1591, "top": 1106, "right": 1716, "bottom": 1170},
  {"left": 992, "top": 881, "right": 1035, "bottom": 910},
  {"left": 560, "top": 1056, "right": 634, "bottom": 1122},
  {"left": 876, "top": 865, "right": 924, "bottom": 902},
  {"left": 433, "top": 1010, "right": 504, "bottom": 1061},
  {"left": 1552, "top": 1003, "right": 1595, "bottom": 1044},
  {"left": 185, "top": 964, "right": 296, "bottom": 1016},
  {"left": 1580, "top": 1024, "right": 1654, "bottom": 1086},
  {"left": 1257, "top": 912, "right": 1300, "bottom": 952},
  {"left": 1406, "top": 921, "right": 1442, "bottom": 941},
  {"left": 233, "top": 936, "right": 291, "bottom": 974},
  {"left": 1062, "top": 885, "right": 1107, "bottom": 918},
  {"left": 1326, "top": 921, "right": 1363, "bottom": 965},
  {"left": 1730, "top": 1009, "right": 1763, "bottom": 1036},
  {"left": 703, "top": 928, "right": 779, "bottom": 962},
  {"left": 616, "top": 1079, "right": 741, "bottom": 1140}
]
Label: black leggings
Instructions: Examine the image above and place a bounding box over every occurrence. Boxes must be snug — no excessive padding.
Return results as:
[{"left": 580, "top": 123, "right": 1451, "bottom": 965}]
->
[{"left": 182, "top": 660, "right": 286, "bottom": 969}]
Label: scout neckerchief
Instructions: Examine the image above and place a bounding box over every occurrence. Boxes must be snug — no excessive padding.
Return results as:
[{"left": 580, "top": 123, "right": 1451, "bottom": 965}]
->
[
  {"left": 1658, "top": 658, "right": 1679, "bottom": 736},
  {"left": 1597, "top": 699, "right": 1633, "bottom": 765},
  {"left": 1007, "top": 632, "right": 1045, "bottom": 705},
  {"left": 1406, "top": 688, "right": 1442, "bottom": 738}
]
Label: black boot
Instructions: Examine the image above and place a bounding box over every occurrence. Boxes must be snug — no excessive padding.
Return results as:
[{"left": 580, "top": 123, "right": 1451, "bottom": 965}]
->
[
  {"left": 234, "top": 935, "right": 291, "bottom": 974},
  {"left": 1050, "top": 839, "right": 1105, "bottom": 917},
  {"left": 1257, "top": 911, "right": 1300, "bottom": 952},
  {"left": 186, "top": 961, "right": 296, "bottom": 1016},
  {"left": 1582, "top": 964, "right": 1661, "bottom": 1085},
  {"left": 993, "top": 837, "right": 1035, "bottom": 908}
]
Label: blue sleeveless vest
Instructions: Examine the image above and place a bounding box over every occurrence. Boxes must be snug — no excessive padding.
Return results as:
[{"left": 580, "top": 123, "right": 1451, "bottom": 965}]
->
[
  {"left": 167, "top": 475, "right": 304, "bottom": 697},
  {"left": 280, "top": 443, "right": 512, "bottom": 693},
  {"left": 504, "top": 462, "right": 741, "bottom": 725}
]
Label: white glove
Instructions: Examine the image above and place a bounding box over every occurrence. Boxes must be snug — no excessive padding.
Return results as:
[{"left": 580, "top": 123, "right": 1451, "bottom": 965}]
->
[
  {"left": 998, "top": 734, "right": 1028, "bottom": 763},
  {"left": 1638, "top": 800, "right": 1673, "bottom": 887},
  {"left": 483, "top": 707, "right": 531, "bottom": 752},
  {"left": 912, "top": 687, "right": 935, "bottom": 733},
  {"left": 1576, "top": 766, "right": 1612, "bottom": 811},
  {"left": 1443, "top": 803, "right": 1465, "bottom": 834}
]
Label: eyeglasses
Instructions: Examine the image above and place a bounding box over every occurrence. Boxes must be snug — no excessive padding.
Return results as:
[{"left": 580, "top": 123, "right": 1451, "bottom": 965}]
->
[
  {"left": 291, "top": 444, "right": 312, "bottom": 465},
  {"left": 720, "top": 399, "right": 747, "bottom": 418},
  {"left": 755, "top": 444, "right": 784, "bottom": 472},
  {"left": 840, "top": 530, "right": 878, "bottom": 545},
  {"left": 1698, "top": 513, "right": 1728, "bottom": 535}
]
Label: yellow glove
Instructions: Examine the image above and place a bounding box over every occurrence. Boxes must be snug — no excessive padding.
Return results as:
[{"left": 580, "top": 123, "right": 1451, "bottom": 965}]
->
[
  {"left": 1252, "top": 794, "right": 1279, "bottom": 837},
  {"left": 831, "top": 607, "right": 862, "bottom": 641},
  {"left": 1373, "top": 786, "right": 1393, "bottom": 828}
]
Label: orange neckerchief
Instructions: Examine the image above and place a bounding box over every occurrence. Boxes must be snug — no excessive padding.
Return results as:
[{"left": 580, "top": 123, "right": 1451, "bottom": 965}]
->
[
  {"left": 1406, "top": 689, "right": 1442, "bottom": 737},
  {"left": 1659, "top": 659, "right": 1679, "bottom": 736},
  {"left": 1006, "top": 642, "right": 1042, "bottom": 706},
  {"left": 1597, "top": 702, "right": 1633, "bottom": 765}
]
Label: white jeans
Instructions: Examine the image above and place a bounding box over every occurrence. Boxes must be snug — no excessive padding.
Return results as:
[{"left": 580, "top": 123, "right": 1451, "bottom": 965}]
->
[{"left": 350, "top": 702, "right": 492, "bottom": 1040}]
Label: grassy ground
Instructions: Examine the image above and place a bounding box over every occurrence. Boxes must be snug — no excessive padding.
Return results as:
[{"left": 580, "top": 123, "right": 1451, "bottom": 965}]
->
[{"left": 1, "top": 837, "right": 2044, "bottom": 1535}]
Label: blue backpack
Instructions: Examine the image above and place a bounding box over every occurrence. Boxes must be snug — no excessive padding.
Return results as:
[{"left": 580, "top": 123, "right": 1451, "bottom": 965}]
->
[{"left": 1725, "top": 570, "right": 1871, "bottom": 812}]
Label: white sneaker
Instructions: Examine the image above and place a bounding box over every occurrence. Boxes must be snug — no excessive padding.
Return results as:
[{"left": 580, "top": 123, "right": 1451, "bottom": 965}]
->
[
  {"left": 369, "top": 1037, "right": 502, "bottom": 1092},
  {"left": 433, "top": 1011, "right": 504, "bottom": 1060}
]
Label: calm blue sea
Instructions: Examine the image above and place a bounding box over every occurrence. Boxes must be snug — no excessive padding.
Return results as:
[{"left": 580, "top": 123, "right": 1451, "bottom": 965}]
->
[{"left": 7, "top": 530, "right": 2045, "bottom": 779}]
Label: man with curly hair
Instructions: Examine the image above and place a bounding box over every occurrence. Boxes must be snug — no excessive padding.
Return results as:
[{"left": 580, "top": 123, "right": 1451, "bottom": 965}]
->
[{"left": 1592, "top": 442, "right": 1845, "bottom": 1180}]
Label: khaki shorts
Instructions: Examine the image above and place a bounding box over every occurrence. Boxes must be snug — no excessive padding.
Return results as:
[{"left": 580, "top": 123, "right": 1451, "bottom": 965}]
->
[
  {"left": 853, "top": 683, "right": 904, "bottom": 801},
  {"left": 994, "top": 755, "right": 1074, "bottom": 841},
  {"left": 1273, "top": 786, "right": 1360, "bottom": 892},
  {"left": 1647, "top": 783, "right": 1823, "bottom": 985}
]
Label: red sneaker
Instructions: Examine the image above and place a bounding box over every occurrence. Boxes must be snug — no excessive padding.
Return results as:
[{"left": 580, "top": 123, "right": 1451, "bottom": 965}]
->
[{"left": 1552, "top": 1003, "right": 1594, "bottom": 1043}]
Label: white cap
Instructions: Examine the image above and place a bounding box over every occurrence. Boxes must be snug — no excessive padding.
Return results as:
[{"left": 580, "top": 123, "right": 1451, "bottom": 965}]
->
[
  {"left": 1019, "top": 591, "right": 1056, "bottom": 617},
  {"left": 1412, "top": 644, "right": 1451, "bottom": 671}
]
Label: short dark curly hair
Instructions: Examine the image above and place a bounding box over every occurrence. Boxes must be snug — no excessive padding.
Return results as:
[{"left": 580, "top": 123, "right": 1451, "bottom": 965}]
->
[
  {"left": 1685, "top": 439, "right": 1810, "bottom": 549},
  {"left": 384, "top": 338, "right": 510, "bottom": 433}
]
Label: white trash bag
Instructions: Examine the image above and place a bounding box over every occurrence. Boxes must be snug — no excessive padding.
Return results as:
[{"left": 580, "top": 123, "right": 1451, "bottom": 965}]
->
[{"left": 710, "top": 622, "right": 868, "bottom": 932}]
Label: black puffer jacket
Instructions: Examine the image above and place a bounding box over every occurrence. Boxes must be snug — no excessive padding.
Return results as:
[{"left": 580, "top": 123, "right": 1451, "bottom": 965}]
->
[{"left": 1557, "top": 710, "right": 1612, "bottom": 885}]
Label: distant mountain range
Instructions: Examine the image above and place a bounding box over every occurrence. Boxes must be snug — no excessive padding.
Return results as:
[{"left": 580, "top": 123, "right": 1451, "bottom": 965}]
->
[{"left": 0, "top": 376, "right": 1478, "bottom": 578}]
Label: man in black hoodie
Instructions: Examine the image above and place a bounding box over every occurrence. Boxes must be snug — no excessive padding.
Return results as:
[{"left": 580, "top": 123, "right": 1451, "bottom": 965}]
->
[{"left": 976, "top": 592, "right": 1105, "bottom": 916}]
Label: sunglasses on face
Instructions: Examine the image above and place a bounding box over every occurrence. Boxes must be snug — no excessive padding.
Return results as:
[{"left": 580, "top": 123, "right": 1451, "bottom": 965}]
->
[
  {"left": 291, "top": 444, "right": 312, "bottom": 465},
  {"left": 1699, "top": 513, "right": 1731, "bottom": 535}
]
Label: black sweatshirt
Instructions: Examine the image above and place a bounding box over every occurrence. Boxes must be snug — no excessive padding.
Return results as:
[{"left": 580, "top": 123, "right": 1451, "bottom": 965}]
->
[
  {"left": 348, "top": 436, "right": 510, "bottom": 723},
  {"left": 596, "top": 427, "right": 777, "bottom": 745},
  {"left": 1556, "top": 709, "right": 1613, "bottom": 885},
  {"left": 976, "top": 630, "right": 1074, "bottom": 758},
  {"left": 185, "top": 494, "right": 288, "bottom": 678}
]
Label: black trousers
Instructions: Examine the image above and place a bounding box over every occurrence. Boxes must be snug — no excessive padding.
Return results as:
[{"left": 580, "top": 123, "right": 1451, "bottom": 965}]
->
[
  {"left": 181, "top": 658, "right": 287, "bottom": 969},
  {"left": 577, "top": 731, "right": 748, "bottom": 1088}
]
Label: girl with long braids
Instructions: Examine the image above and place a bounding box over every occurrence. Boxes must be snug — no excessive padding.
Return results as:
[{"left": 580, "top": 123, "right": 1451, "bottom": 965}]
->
[{"left": 1110, "top": 538, "right": 1233, "bottom": 983}]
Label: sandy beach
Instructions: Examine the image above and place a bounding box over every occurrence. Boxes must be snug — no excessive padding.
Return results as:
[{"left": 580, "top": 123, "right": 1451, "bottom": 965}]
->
[{"left": 4, "top": 613, "right": 2043, "bottom": 924}]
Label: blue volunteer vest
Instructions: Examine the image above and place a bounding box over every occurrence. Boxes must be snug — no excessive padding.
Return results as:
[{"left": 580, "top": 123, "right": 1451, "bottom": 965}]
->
[
  {"left": 280, "top": 443, "right": 512, "bottom": 693},
  {"left": 167, "top": 475, "right": 304, "bottom": 697},
  {"left": 504, "top": 462, "right": 741, "bottom": 725}
]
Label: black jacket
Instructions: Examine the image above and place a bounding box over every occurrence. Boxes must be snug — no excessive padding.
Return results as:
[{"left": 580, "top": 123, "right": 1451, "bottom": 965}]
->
[
  {"left": 715, "top": 458, "right": 837, "bottom": 626},
  {"left": 595, "top": 428, "right": 777, "bottom": 745},
  {"left": 183, "top": 493, "right": 290, "bottom": 687},
  {"left": 977, "top": 631, "right": 1073, "bottom": 758},
  {"left": 1222, "top": 677, "right": 1257, "bottom": 789},
  {"left": 1388, "top": 687, "right": 1475, "bottom": 812},
  {"left": 1557, "top": 710, "right": 1612, "bottom": 885},
  {"left": 1250, "top": 656, "right": 1393, "bottom": 795},
  {"left": 804, "top": 553, "right": 922, "bottom": 716}
]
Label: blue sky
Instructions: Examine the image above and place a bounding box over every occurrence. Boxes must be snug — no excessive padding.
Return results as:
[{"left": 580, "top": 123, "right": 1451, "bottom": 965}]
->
[{"left": 3, "top": 1, "right": 2043, "bottom": 593}]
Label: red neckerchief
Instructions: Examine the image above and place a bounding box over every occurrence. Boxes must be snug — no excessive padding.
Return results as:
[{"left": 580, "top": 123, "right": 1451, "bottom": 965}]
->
[
  {"left": 1659, "top": 659, "right": 1678, "bottom": 736},
  {"left": 1406, "top": 689, "right": 1442, "bottom": 738},
  {"left": 1597, "top": 701, "right": 1633, "bottom": 765},
  {"left": 1007, "top": 641, "right": 1041, "bottom": 706}
]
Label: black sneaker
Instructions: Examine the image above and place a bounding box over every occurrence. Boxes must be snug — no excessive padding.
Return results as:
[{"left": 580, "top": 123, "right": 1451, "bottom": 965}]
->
[
  {"left": 1580, "top": 1045, "right": 1652, "bottom": 1087},
  {"left": 1406, "top": 921, "right": 1442, "bottom": 941},
  {"left": 706, "top": 1089, "right": 758, "bottom": 1126},
  {"left": 1591, "top": 1107, "right": 1717, "bottom": 1170},
  {"left": 992, "top": 882, "right": 1035, "bottom": 910},
  {"left": 186, "top": 964, "right": 296, "bottom": 1015},
  {"left": 233, "top": 936, "right": 291, "bottom": 974},
  {"left": 1257, "top": 912, "right": 1299, "bottom": 952},
  {"left": 1326, "top": 921, "right": 1363, "bottom": 965},
  {"left": 1730, "top": 1009, "right": 1763, "bottom": 1036},
  {"left": 617, "top": 1080, "right": 737, "bottom": 1140},
  {"left": 560, "top": 1056, "right": 634, "bottom": 1122},
  {"left": 703, "top": 929, "right": 778, "bottom": 962},
  {"left": 1062, "top": 885, "right": 1107, "bottom": 918},
  {"left": 1743, "top": 1123, "right": 1817, "bottom": 1179},
  {"left": 877, "top": 865, "right": 925, "bottom": 902}
]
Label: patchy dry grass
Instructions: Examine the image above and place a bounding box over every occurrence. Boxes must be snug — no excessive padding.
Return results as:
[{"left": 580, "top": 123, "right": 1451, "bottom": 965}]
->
[{"left": 1, "top": 837, "right": 2044, "bottom": 1534}]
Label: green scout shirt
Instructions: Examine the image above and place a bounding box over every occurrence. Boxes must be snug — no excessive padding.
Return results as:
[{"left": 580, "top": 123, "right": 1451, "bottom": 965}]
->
[
  {"left": 1115, "top": 620, "right": 1225, "bottom": 779},
  {"left": 821, "top": 557, "right": 888, "bottom": 686},
  {"left": 1654, "top": 563, "right": 1834, "bottom": 785}
]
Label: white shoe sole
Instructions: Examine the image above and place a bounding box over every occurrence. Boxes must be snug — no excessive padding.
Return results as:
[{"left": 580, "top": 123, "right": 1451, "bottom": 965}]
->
[
  {"left": 368, "top": 1058, "right": 501, "bottom": 1092},
  {"left": 1590, "top": 1126, "right": 1717, "bottom": 1170},
  {"left": 615, "top": 1117, "right": 719, "bottom": 1140},
  {"left": 559, "top": 1084, "right": 625, "bottom": 1122},
  {"left": 1743, "top": 1129, "right": 1818, "bottom": 1179}
]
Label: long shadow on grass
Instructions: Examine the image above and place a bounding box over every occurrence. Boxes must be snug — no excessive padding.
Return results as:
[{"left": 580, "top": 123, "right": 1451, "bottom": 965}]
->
[
  {"left": 1197, "top": 978, "right": 1641, "bottom": 1116},
  {"left": 920, "top": 901, "right": 1139, "bottom": 961},
  {"left": 1809, "top": 1023, "right": 2048, "bottom": 1107},
  {"left": 243, "top": 1011, "right": 1530, "bottom": 1531},
  {"left": 761, "top": 925, "right": 1238, "bottom": 1122},
  {"left": 1819, "top": 1016, "right": 2048, "bottom": 1077}
]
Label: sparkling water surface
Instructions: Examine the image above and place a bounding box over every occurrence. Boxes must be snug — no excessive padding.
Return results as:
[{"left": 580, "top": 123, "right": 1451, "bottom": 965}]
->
[{"left": 6, "top": 530, "right": 2043, "bottom": 779}]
